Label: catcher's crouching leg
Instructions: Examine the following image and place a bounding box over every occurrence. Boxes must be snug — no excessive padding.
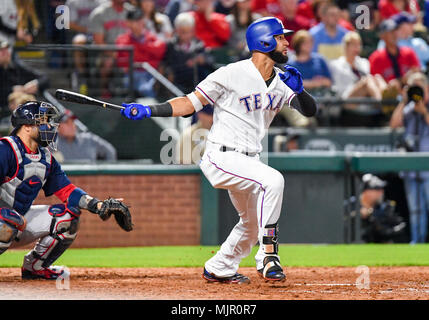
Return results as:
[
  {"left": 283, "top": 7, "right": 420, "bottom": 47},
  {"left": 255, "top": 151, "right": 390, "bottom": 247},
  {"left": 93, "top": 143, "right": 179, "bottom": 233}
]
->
[
  {"left": 22, "top": 204, "right": 80, "bottom": 280},
  {"left": 0, "top": 208, "right": 26, "bottom": 255}
]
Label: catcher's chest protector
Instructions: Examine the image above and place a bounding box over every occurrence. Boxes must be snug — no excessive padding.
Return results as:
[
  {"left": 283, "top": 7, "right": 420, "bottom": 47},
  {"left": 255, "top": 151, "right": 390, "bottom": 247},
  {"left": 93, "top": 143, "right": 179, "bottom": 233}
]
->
[{"left": 0, "top": 136, "right": 52, "bottom": 215}]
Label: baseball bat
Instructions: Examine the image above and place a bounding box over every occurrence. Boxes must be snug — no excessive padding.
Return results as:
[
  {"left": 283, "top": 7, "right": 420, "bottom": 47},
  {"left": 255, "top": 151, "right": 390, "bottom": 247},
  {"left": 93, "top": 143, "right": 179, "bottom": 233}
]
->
[{"left": 55, "top": 89, "right": 138, "bottom": 116}]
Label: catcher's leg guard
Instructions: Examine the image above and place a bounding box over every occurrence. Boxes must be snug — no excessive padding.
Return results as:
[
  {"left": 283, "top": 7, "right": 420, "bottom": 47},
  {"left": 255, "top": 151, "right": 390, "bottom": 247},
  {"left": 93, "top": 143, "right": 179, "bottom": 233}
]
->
[
  {"left": 22, "top": 204, "right": 80, "bottom": 280},
  {"left": 258, "top": 223, "right": 286, "bottom": 282},
  {"left": 0, "top": 208, "right": 26, "bottom": 255}
]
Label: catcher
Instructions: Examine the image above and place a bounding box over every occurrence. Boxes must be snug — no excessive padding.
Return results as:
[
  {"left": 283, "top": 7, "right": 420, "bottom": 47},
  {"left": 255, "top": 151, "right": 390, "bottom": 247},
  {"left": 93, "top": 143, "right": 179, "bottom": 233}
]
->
[{"left": 0, "top": 101, "right": 133, "bottom": 280}]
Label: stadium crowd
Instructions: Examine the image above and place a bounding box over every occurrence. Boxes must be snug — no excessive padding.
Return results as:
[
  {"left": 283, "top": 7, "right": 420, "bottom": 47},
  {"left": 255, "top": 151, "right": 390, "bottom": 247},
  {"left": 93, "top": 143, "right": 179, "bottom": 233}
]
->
[
  {"left": 0, "top": 1, "right": 428, "bottom": 120},
  {"left": 0, "top": 0, "right": 429, "bottom": 126}
]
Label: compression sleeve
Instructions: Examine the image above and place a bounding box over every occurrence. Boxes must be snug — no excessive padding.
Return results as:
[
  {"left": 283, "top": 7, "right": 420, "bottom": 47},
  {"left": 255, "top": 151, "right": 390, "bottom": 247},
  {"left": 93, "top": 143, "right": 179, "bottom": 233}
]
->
[{"left": 290, "top": 89, "right": 318, "bottom": 117}]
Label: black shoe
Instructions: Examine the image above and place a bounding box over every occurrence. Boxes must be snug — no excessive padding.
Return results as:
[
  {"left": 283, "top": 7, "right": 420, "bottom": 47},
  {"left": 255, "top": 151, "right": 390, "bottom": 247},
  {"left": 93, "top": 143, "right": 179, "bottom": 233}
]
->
[
  {"left": 257, "top": 256, "right": 286, "bottom": 282},
  {"left": 202, "top": 268, "right": 250, "bottom": 284}
]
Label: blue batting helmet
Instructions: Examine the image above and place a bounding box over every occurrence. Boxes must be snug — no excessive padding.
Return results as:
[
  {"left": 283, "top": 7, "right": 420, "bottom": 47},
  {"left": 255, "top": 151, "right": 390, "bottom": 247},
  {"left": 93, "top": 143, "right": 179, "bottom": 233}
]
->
[{"left": 246, "top": 17, "right": 294, "bottom": 53}]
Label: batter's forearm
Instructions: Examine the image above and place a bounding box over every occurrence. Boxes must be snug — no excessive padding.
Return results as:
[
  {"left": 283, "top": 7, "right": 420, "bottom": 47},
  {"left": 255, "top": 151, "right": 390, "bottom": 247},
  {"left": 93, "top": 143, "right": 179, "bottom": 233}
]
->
[
  {"left": 164, "top": 96, "right": 195, "bottom": 117},
  {"left": 290, "top": 90, "right": 318, "bottom": 117}
]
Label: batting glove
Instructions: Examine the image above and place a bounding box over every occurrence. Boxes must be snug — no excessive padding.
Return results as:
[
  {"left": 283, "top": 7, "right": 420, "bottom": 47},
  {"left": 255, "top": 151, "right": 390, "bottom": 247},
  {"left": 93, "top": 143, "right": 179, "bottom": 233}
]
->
[
  {"left": 279, "top": 65, "right": 304, "bottom": 94},
  {"left": 121, "top": 103, "right": 152, "bottom": 120}
]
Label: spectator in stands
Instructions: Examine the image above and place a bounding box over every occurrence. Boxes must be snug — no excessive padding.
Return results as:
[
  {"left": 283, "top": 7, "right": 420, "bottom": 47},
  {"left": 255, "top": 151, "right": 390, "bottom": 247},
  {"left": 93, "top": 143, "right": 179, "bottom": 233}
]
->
[
  {"left": 192, "top": 0, "right": 231, "bottom": 49},
  {"left": 330, "top": 31, "right": 387, "bottom": 101},
  {"left": 67, "top": 0, "right": 104, "bottom": 94},
  {"left": 164, "top": 0, "right": 194, "bottom": 25},
  {"left": 139, "top": 0, "right": 173, "bottom": 41},
  {"left": 55, "top": 109, "right": 117, "bottom": 163},
  {"left": 296, "top": 0, "right": 318, "bottom": 26},
  {"left": 67, "top": 0, "right": 103, "bottom": 38},
  {"left": 288, "top": 30, "right": 332, "bottom": 96},
  {"left": 226, "top": 0, "right": 262, "bottom": 60},
  {"left": 378, "top": 12, "right": 429, "bottom": 72},
  {"left": 15, "top": 0, "right": 40, "bottom": 44},
  {"left": 175, "top": 105, "right": 213, "bottom": 164},
  {"left": 163, "top": 12, "right": 213, "bottom": 94},
  {"left": 215, "top": 0, "right": 236, "bottom": 15},
  {"left": 357, "top": 174, "right": 407, "bottom": 243},
  {"left": 369, "top": 19, "right": 420, "bottom": 89},
  {"left": 278, "top": 0, "right": 312, "bottom": 42},
  {"left": 0, "top": 92, "right": 36, "bottom": 133},
  {"left": 0, "top": 0, "right": 35, "bottom": 45},
  {"left": 390, "top": 72, "right": 429, "bottom": 243},
  {"left": 378, "top": 0, "right": 420, "bottom": 20},
  {"left": 316, "top": 0, "right": 354, "bottom": 30},
  {"left": 330, "top": 31, "right": 394, "bottom": 126},
  {"left": 309, "top": 3, "right": 349, "bottom": 60},
  {"left": 116, "top": 7, "right": 166, "bottom": 98},
  {"left": 0, "top": 0, "right": 18, "bottom": 44},
  {"left": 251, "top": 0, "right": 282, "bottom": 16},
  {"left": 88, "top": 0, "right": 131, "bottom": 97},
  {"left": 0, "top": 41, "right": 49, "bottom": 119}
]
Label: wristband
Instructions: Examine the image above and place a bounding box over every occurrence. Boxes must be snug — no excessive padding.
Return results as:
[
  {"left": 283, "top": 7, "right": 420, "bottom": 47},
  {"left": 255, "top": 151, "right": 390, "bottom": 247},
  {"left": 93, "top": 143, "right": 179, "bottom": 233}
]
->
[{"left": 187, "top": 92, "right": 204, "bottom": 112}]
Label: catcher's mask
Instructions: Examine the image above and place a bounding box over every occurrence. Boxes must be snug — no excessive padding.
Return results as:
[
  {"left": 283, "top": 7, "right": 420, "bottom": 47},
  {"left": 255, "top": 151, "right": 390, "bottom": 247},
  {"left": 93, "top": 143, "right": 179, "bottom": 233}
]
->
[{"left": 11, "top": 101, "right": 61, "bottom": 150}]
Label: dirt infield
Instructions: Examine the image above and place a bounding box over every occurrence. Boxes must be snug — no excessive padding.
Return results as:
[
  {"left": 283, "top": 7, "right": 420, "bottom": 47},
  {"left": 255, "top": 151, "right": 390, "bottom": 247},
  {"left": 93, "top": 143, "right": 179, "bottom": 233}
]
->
[{"left": 1, "top": 266, "right": 429, "bottom": 300}]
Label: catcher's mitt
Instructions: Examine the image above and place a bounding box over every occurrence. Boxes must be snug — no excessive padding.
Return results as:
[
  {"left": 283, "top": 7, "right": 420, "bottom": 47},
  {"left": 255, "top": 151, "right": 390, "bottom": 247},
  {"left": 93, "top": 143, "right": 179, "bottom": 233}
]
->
[{"left": 89, "top": 198, "right": 133, "bottom": 232}]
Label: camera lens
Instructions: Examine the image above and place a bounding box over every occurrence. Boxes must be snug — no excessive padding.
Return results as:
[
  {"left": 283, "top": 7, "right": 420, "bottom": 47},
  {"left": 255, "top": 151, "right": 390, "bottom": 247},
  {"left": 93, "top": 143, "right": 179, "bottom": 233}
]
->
[{"left": 407, "top": 85, "right": 424, "bottom": 102}]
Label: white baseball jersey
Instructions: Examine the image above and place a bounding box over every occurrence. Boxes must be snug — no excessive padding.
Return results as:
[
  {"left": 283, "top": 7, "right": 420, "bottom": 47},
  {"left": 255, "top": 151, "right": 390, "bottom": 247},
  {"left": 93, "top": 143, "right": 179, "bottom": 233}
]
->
[{"left": 195, "top": 58, "right": 296, "bottom": 154}]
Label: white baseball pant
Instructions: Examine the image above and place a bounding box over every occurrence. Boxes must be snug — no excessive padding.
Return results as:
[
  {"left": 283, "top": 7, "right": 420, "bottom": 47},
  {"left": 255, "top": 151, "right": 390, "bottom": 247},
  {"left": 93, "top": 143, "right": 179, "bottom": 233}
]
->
[{"left": 200, "top": 141, "right": 284, "bottom": 277}]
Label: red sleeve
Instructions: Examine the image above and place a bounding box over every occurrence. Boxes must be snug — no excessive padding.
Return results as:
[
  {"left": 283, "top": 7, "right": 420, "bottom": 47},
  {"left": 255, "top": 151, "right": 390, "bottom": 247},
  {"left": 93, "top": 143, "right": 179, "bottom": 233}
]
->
[
  {"left": 378, "top": 0, "right": 397, "bottom": 19},
  {"left": 116, "top": 34, "right": 130, "bottom": 69},
  {"left": 149, "top": 37, "right": 166, "bottom": 61},
  {"left": 251, "top": 0, "right": 267, "bottom": 12},
  {"left": 369, "top": 51, "right": 381, "bottom": 76},
  {"left": 209, "top": 14, "right": 231, "bottom": 44},
  {"left": 54, "top": 183, "right": 77, "bottom": 203},
  {"left": 408, "top": 48, "right": 421, "bottom": 68}
]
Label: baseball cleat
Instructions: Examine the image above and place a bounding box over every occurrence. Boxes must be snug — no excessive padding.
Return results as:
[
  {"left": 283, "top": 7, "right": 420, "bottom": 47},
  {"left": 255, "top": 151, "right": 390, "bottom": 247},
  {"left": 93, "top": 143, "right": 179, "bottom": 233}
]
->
[
  {"left": 257, "top": 256, "right": 286, "bottom": 282},
  {"left": 21, "top": 266, "right": 69, "bottom": 280},
  {"left": 202, "top": 268, "right": 250, "bottom": 284}
]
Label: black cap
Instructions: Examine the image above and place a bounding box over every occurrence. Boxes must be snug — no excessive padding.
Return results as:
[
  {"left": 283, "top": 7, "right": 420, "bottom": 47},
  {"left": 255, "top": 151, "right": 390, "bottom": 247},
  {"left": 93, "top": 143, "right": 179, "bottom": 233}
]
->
[
  {"left": 362, "top": 174, "right": 387, "bottom": 191},
  {"left": 378, "top": 19, "right": 397, "bottom": 34},
  {"left": 126, "top": 7, "right": 143, "bottom": 21}
]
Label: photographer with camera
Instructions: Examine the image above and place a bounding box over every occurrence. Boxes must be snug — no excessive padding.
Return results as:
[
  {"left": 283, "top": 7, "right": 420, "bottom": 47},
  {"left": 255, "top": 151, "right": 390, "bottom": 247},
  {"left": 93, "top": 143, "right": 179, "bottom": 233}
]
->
[
  {"left": 357, "top": 174, "right": 406, "bottom": 243},
  {"left": 390, "top": 72, "right": 429, "bottom": 243}
]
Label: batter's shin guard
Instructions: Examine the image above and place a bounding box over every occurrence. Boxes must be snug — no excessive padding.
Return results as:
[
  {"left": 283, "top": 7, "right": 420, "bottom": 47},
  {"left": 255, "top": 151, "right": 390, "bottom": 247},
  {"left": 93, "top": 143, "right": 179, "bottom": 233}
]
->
[
  {"left": 23, "top": 205, "right": 80, "bottom": 271},
  {"left": 262, "top": 223, "right": 279, "bottom": 256},
  {"left": 259, "top": 223, "right": 285, "bottom": 281}
]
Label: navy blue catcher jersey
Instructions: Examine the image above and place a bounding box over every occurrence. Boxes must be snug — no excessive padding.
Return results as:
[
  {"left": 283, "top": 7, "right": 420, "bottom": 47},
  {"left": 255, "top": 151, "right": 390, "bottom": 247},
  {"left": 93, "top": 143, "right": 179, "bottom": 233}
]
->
[{"left": 0, "top": 136, "right": 72, "bottom": 215}]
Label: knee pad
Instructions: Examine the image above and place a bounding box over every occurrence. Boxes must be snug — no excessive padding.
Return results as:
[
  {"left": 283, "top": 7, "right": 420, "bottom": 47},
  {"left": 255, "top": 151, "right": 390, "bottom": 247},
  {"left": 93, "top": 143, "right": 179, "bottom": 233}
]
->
[
  {"left": 48, "top": 204, "right": 81, "bottom": 241},
  {"left": 0, "top": 208, "right": 26, "bottom": 254},
  {"left": 262, "top": 223, "right": 279, "bottom": 255}
]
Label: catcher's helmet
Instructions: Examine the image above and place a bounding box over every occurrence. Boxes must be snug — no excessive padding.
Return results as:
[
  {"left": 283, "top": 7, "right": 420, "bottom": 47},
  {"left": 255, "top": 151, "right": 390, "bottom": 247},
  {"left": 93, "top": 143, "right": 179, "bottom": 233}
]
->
[
  {"left": 10, "top": 101, "right": 61, "bottom": 149},
  {"left": 246, "top": 17, "right": 294, "bottom": 53}
]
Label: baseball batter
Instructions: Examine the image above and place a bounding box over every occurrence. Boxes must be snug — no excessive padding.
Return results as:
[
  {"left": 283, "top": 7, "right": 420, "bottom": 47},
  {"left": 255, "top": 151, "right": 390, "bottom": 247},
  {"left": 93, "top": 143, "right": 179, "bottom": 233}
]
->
[
  {"left": 0, "top": 101, "right": 133, "bottom": 280},
  {"left": 121, "top": 17, "right": 317, "bottom": 283}
]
